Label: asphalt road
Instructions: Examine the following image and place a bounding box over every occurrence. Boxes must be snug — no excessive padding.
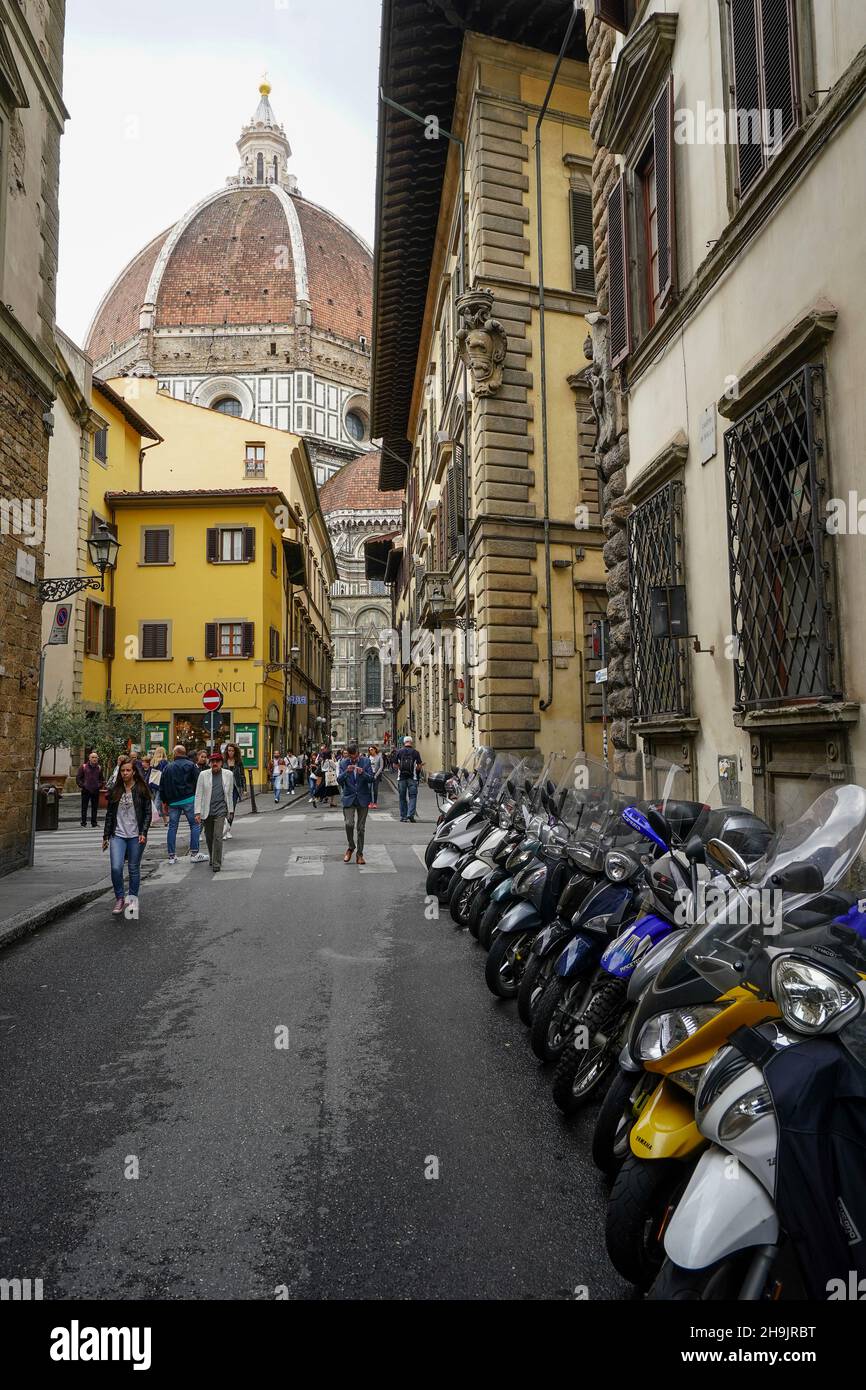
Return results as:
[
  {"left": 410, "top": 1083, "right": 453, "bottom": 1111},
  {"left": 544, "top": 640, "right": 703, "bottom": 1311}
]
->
[{"left": 0, "top": 780, "right": 630, "bottom": 1301}]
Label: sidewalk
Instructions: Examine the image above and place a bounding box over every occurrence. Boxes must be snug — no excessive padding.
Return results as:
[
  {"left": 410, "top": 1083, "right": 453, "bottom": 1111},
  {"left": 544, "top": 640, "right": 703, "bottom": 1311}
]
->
[{"left": 1, "top": 787, "right": 305, "bottom": 953}]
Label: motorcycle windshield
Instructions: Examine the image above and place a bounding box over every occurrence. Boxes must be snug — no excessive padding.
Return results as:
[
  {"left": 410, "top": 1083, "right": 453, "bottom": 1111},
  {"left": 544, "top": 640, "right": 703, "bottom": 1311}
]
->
[
  {"left": 683, "top": 777, "right": 866, "bottom": 994},
  {"left": 489, "top": 751, "right": 546, "bottom": 823},
  {"left": 458, "top": 745, "right": 496, "bottom": 799}
]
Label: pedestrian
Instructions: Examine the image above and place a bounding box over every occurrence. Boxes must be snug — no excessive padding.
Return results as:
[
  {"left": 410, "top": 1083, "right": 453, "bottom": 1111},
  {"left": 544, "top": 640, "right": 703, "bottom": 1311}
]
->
[
  {"left": 287, "top": 750, "right": 298, "bottom": 794},
  {"left": 394, "top": 735, "right": 423, "bottom": 822},
  {"left": 160, "top": 744, "right": 208, "bottom": 865},
  {"left": 102, "top": 754, "right": 152, "bottom": 918},
  {"left": 321, "top": 747, "right": 339, "bottom": 808},
  {"left": 368, "top": 743, "right": 383, "bottom": 809},
  {"left": 195, "top": 749, "right": 210, "bottom": 772},
  {"left": 272, "top": 753, "right": 286, "bottom": 803},
  {"left": 337, "top": 740, "right": 374, "bottom": 864},
  {"left": 144, "top": 754, "right": 165, "bottom": 819},
  {"left": 308, "top": 748, "right": 320, "bottom": 804},
  {"left": 223, "top": 741, "right": 247, "bottom": 838},
  {"left": 194, "top": 748, "right": 235, "bottom": 873},
  {"left": 76, "top": 750, "right": 104, "bottom": 826},
  {"left": 106, "top": 752, "right": 125, "bottom": 790}
]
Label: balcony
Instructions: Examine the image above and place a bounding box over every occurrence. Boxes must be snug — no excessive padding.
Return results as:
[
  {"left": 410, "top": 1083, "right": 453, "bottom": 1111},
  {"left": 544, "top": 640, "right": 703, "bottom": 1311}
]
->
[{"left": 418, "top": 571, "right": 456, "bottom": 630}]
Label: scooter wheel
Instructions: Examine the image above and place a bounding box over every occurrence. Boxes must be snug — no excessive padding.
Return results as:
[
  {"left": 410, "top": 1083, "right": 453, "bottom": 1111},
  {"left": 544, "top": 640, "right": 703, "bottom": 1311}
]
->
[
  {"left": 551, "top": 980, "right": 625, "bottom": 1115},
  {"left": 425, "top": 866, "right": 453, "bottom": 902},
  {"left": 530, "top": 976, "right": 589, "bottom": 1063},
  {"left": 605, "top": 1154, "right": 688, "bottom": 1288},
  {"left": 516, "top": 952, "right": 548, "bottom": 1027},
  {"left": 467, "top": 887, "right": 490, "bottom": 940},
  {"left": 448, "top": 874, "right": 478, "bottom": 926},
  {"left": 592, "top": 1067, "right": 660, "bottom": 1176},
  {"left": 478, "top": 898, "right": 505, "bottom": 951},
  {"left": 647, "top": 1253, "right": 754, "bottom": 1301},
  {"left": 484, "top": 929, "right": 534, "bottom": 1000}
]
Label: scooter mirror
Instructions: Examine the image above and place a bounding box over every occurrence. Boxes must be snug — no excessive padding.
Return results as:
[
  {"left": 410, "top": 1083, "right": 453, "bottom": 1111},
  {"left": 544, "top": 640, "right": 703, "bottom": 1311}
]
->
[
  {"left": 684, "top": 833, "right": 706, "bottom": 864},
  {"left": 769, "top": 862, "right": 825, "bottom": 893},
  {"left": 546, "top": 779, "right": 555, "bottom": 796},
  {"left": 558, "top": 786, "right": 568, "bottom": 810},
  {"left": 645, "top": 807, "right": 672, "bottom": 847},
  {"left": 706, "top": 836, "right": 751, "bottom": 882},
  {"left": 506, "top": 778, "right": 516, "bottom": 796}
]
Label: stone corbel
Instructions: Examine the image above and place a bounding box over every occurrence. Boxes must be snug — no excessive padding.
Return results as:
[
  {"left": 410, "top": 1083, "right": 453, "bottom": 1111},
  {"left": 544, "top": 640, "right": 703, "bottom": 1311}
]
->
[{"left": 456, "top": 288, "right": 507, "bottom": 398}]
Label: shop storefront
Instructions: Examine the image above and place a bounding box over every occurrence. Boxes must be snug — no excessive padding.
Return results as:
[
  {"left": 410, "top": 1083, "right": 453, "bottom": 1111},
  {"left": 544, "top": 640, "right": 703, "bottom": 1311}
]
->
[{"left": 173, "top": 709, "right": 234, "bottom": 755}]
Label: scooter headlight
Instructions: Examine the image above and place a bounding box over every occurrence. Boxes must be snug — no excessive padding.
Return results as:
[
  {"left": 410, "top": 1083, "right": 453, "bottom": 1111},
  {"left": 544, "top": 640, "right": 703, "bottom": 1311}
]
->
[
  {"left": 718, "top": 1084, "right": 773, "bottom": 1142},
  {"left": 771, "top": 956, "right": 861, "bottom": 1035},
  {"left": 636, "top": 1003, "right": 731, "bottom": 1062},
  {"left": 605, "top": 850, "right": 635, "bottom": 882}
]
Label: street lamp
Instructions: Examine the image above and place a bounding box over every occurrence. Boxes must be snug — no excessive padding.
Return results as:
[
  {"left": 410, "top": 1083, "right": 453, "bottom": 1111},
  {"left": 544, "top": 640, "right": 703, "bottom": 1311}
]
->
[
  {"left": 38, "top": 521, "right": 120, "bottom": 602},
  {"left": 30, "top": 521, "right": 122, "bottom": 867}
]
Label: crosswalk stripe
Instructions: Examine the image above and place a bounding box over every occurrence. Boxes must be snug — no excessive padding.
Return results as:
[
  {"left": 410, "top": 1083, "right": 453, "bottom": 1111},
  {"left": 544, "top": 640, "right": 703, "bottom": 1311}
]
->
[
  {"left": 284, "top": 845, "right": 326, "bottom": 876},
  {"left": 412, "top": 845, "right": 428, "bottom": 865},
  {"left": 214, "top": 848, "right": 262, "bottom": 880},
  {"left": 358, "top": 844, "right": 396, "bottom": 874}
]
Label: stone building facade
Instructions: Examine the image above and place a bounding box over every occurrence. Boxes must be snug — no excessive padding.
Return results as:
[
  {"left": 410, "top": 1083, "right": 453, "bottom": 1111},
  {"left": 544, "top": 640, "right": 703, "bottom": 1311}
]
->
[
  {"left": 320, "top": 451, "right": 401, "bottom": 747},
  {"left": 372, "top": 7, "right": 605, "bottom": 772},
  {"left": 0, "top": 0, "right": 67, "bottom": 874},
  {"left": 84, "top": 85, "right": 374, "bottom": 489},
  {"left": 584, "top": 0, "right": 866, "bottom": 813}
]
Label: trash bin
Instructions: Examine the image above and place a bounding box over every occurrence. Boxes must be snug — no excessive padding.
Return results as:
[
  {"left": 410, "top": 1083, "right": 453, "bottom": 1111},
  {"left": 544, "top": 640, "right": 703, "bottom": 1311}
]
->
[{"left": 36, "top": 784, "right": 59, "bottom": 831}]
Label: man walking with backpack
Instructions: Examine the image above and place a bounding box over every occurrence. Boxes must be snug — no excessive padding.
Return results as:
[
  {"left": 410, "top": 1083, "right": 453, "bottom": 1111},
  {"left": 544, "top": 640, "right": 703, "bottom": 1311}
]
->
[
  {"left": 394, "top": 735, "right": 423, "bottom": 823},
  {"left": 160, "top": 745, "right": 207, "bottom": 865}
]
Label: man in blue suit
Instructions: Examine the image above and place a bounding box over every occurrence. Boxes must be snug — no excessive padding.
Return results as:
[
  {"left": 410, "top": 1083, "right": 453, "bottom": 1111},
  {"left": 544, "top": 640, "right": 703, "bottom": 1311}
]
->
[{"left": 337, "top": 740, "right": 374, "bottom": 864}]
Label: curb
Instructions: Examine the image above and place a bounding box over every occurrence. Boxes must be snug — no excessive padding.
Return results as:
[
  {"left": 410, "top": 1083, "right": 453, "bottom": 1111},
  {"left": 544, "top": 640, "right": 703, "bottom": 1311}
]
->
[{"left": 0, "top": 863, "right": 158, "bottom": 952}]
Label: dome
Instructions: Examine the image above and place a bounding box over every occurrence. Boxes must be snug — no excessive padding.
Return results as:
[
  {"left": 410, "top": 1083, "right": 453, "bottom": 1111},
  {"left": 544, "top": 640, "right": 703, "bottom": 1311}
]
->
[
  {"left": 86, "top": 185, "right": 372, "bottom": 364},
  {"left": 320, "top": 450, "right": 394, "bottom": 512}
]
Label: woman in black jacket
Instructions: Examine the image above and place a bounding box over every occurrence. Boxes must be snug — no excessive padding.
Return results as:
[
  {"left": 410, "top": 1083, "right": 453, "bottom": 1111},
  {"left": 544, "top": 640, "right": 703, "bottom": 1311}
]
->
[
  {"left": 102, "top": 756, "right": 153, "bottom": 918},
  {"left": 223, "top": 741, "right": 247, "bottom": 838}
]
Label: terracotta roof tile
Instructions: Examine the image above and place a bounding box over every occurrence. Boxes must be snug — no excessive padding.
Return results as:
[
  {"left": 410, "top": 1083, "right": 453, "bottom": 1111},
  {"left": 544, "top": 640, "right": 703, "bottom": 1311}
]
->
[{"left": 320, "top": 451, "right": 403, "bottom": 512}]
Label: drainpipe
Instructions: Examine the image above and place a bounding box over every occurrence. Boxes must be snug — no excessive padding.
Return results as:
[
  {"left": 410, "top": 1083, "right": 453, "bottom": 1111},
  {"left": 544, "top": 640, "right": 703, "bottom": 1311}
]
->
[
  {"left": 138, "top": 438, "right": 161, "bottom": 491},
  {"left": 536, "top": 0, "right": 582, "bottom": 712}
]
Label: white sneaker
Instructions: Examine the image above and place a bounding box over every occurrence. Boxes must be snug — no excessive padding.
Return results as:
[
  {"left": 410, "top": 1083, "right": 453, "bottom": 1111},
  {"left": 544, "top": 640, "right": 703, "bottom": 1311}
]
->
[
  {"left": 168, "top": 855, "right": 177, "bottom": 865},
  {"left": 124, "top": 896, "right": 139, "bottom": 920},
  {"left": 190, "top": 851, "right": 209, "bottom": 863}
]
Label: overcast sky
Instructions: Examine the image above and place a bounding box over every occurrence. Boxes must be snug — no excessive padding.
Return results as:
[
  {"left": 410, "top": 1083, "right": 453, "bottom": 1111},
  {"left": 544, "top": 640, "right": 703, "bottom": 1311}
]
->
[{"left": 57, "top": 0, "right": 382, "bottom": 345}]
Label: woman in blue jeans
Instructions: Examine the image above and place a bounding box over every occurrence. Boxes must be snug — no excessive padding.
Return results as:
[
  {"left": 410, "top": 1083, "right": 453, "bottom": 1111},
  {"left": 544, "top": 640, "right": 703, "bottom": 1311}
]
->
[{"left": 102, "top": 756, "right": 153, "bottom": 918}]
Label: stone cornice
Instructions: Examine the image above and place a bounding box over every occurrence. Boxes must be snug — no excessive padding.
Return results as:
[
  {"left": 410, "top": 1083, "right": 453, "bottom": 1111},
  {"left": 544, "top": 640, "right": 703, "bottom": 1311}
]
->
[
  {"left": 0, "top": 302, "right": 57, "bottom": 398},
  {"left": 597, "top": 13, "right": 678, "bottom": 156},
  {"left": 621, "top": 430, "right": 688, "bottom": 510},
  {"left": 717, "top": 300, "right": 837, "bottom": 420},
  {"left": 734, "top": 701, "right": 860, "bottom": 731}
]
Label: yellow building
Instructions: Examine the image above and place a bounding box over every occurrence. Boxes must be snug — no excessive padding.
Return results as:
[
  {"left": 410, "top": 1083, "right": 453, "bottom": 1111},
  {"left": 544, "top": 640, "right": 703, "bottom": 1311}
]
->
[
  {"left": 371, "top": 14, "right": 605, "bottom": 771},
  {"left": 99, "top": 380, "right": 336, "bottom": 774},
  {"left": 81, "top": 380, "right": 163, "bottom": 710}
]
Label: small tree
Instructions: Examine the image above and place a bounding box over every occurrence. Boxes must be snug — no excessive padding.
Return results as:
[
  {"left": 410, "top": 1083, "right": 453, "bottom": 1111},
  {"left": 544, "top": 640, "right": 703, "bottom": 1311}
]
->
[
  {"left": 39, "top": 690, "right": 89, "bottom": 777},
  {"left": 85, "top": 700, "right": 142, "bottom": 780}
]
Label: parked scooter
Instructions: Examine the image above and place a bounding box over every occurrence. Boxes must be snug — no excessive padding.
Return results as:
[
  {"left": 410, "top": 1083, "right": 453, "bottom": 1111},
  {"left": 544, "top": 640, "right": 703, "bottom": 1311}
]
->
[
  {"left": 424, "top": 752, "right": 510, "bottom": 895},
  {"left": 648, "top": 780, "right": 866, "bottom": 1299},
  {"left": 447, "top": 753, "right": 546, "bottom": 927},
  {"left": 424, "top": 746, "right": 494, "bottom": 868}
]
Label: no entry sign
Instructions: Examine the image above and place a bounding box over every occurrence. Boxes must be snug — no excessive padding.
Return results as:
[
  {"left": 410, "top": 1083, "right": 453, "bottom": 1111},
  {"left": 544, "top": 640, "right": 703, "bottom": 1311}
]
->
[{"left": 202, "top": 688, "right": 224, "bottom": 713}]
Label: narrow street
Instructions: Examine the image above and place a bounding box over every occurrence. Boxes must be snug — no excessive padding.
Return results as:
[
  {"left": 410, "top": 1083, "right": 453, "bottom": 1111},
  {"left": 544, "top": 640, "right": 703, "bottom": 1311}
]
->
[{"left": 1, "top": 782, "right": 627, "bottom": 1301}]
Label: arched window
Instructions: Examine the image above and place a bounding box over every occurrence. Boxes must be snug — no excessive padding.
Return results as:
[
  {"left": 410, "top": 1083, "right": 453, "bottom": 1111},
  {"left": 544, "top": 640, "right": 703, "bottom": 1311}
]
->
[
  {"left": 256, "top": 153, "right": 264, "bottom": 184},
  {"left": 213, "top": 396, "right": 242, "bottom": 416},
  {"left": 364, "top": 651, "right": 381, "bottom": 708}
]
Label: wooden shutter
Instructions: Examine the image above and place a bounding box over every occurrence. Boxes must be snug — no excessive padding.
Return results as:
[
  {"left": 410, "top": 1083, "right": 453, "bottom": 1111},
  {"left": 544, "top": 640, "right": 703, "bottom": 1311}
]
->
[
  {"left": 453, "top": 445, "right": 466, "bottom": 548},
  {"left": 142, "top": 623, "right": 167, "bottom": 660},
  {"left": 730, "top": 0, "right": 764, "bottom": 198},
  {"left": 446, "top": 465, "right": 458, "bottom": 557},
  {"left": 243, "top": 526, "right": 256, "bottom": 562},
  {"left": 595, "top": 0, "right": 630, "bottom": 33},
  {"left": 607, "top": 174, "right": 631, "bottom": 368},
  {"left": 241, "top": 622, "right": 255, "bottom": 658},
  {"left": 205, "top": 622, "right": 218, "bottom": 659},
  {"left": 102, "top": 606, "right": 116, "bottom": 659},
  {"left": 84, "top": 599, "right": 99, "bottom": 656},
  {"left": 144, "top": 527, "right": 169, "bottom": 564},
  {"left": 760, "top": 0, "right": 797, "bottom": 151},
  {"left": 653, "top": 76, "right": 676, "bottom": 306},
  {"left": 570, "top": 188, "right": 595, "bottom": 296},
  {"left": 206, "top": 527, "right": 219, "bottom": 563}
]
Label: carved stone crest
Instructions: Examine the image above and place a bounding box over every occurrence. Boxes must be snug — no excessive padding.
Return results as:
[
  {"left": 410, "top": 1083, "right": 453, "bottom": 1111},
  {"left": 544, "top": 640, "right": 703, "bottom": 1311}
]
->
[{"left": 456, "top": 287, "right": 507, "bottom": 397}]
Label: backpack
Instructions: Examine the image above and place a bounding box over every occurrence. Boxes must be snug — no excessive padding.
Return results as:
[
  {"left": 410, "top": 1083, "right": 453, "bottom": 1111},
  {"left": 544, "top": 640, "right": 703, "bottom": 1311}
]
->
[{"left": 396, "top": 747, "right": 418, "bottom": 778}]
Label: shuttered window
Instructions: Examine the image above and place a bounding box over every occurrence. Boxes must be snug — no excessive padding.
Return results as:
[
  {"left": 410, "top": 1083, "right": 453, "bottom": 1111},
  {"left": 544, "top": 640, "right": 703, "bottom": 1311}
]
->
[
  {"left": 594, "top": 0, "right": 635, "bottom": 33},
  {"left": 141, "top": 623, "right": 169, "bottom": 660},
  {"left": 143, "top": 527, "right": 171, "bottom": 564},
  {"left": 446, "top": 446, "right": 467, "bottom": 558},
  {"left": 653, "top": 77, "right": 675, "bottom": 306},
  {"left": 269, "top": 626, "right": 281, "bottom": 663},
  {"left": 607, "top": 174, "right": 631, "bottom": 368},
  {"left": 206, "top": 527, "right": 256, "bottom": 562},
  {"left": 93, "top": 427, "right": 108, "bottom": 463},
  {"left": 729, "top": 0, "right": 799, "bottom": 200},
  {"left": 570, "top": 189, "right": 595, "bottom": 296}
]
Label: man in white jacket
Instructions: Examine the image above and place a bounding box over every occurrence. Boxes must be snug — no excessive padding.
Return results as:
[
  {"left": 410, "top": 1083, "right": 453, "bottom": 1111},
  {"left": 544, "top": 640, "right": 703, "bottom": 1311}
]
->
[{"left": 194, "top": 750, "right": 235, "bottom": 873}]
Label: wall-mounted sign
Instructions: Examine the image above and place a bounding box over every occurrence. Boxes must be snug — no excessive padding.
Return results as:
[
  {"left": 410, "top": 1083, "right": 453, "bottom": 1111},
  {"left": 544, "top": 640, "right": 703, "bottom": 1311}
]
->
[
  {"left": 16, "top": 549, "right": 36, "bottom": 583},
  {"left": 234, "top": 723, "right": 259, "bottom": 767},
  {"left": 595, "top": 667, "right": 608, "bottom": 684},
  {"left": 288, "top": 695, "right": 307, "bottom": 705},
  {"left": 699, "top": 404, "right": 717, "bottom": 465}
]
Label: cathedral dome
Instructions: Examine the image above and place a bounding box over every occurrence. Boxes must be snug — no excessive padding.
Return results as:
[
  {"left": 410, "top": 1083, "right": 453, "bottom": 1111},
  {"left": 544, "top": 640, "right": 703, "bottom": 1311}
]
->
[
  {"left": 320, "top": 450, "right": 393, "bottom": 513},
  {"left": 85, "top": 85, "right": 372, "bottom": 368}
]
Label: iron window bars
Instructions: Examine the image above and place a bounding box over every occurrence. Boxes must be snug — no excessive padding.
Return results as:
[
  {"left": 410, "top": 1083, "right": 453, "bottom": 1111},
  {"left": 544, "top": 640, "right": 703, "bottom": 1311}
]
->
[
  {"left": 628, "top": 480, "right": 691, "bottom": 718},
  {"left": 725, "top": 363, "right": 839, "bottom": 710}
]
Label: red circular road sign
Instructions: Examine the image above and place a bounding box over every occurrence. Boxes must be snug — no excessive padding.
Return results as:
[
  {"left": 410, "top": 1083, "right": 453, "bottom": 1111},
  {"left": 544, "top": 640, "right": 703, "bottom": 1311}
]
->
[{"left": 202, "top": 688, "right": 224, "bottom": 712}]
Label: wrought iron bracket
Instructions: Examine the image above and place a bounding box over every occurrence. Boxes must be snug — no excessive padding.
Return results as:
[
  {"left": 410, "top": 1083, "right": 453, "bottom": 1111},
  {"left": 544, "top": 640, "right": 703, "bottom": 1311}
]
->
[{"left": 38, "top": 575, "right": 104, "bottom": 603}]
